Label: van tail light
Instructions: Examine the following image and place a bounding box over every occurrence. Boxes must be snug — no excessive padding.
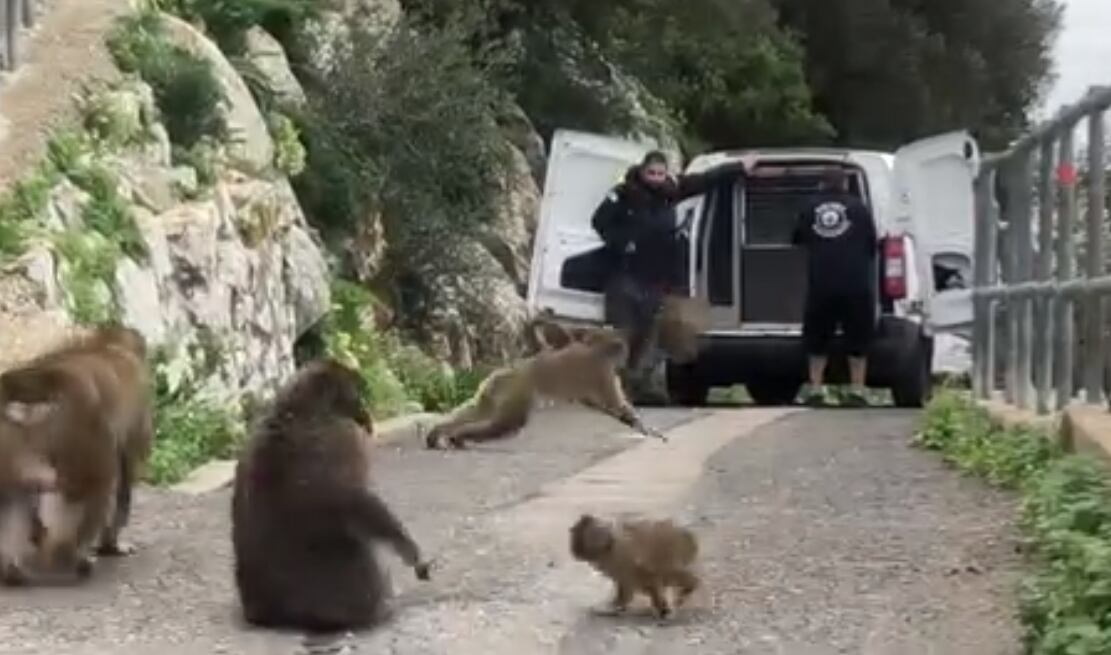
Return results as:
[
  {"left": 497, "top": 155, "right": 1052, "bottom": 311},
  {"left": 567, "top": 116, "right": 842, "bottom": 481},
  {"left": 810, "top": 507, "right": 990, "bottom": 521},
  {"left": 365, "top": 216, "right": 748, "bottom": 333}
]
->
[{"left": 883, "top": 235, "right": 907, "bottom": 300}]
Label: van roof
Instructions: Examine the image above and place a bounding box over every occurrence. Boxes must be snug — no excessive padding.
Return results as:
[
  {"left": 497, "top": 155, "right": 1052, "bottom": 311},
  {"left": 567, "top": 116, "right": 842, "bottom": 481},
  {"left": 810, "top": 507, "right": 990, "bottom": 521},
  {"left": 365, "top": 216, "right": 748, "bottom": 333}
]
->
[{"left": 687, "top": 148, "right": 895, "bottom": 173}]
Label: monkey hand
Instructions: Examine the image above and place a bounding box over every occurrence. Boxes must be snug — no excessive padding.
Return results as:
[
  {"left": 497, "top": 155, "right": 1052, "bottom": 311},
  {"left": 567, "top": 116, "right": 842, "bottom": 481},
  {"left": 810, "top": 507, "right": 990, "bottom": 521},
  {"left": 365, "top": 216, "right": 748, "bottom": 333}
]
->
[{"left": 414, "top": 560, "right": 433, "bottom": 581}]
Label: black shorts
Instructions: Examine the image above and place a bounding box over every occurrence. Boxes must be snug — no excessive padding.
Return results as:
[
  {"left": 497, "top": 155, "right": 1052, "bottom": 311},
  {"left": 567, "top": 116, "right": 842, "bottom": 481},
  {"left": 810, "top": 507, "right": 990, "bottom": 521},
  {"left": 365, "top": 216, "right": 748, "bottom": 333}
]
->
[{"left": 802, "top": 291, "right": 875, "bottom": 357}]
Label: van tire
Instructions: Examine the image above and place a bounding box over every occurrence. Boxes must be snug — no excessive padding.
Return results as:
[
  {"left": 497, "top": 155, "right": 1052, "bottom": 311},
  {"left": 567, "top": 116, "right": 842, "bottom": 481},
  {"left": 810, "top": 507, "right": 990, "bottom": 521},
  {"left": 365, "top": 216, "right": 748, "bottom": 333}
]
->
[
  {"left": 891, "top": 335, "right": 934, "bottom": 408},
  {"left": 747, "top": 379, "right": 802, "bottom": 406},
  {"left": 665, "top": 363, "right": 709, "bottom": 407}
]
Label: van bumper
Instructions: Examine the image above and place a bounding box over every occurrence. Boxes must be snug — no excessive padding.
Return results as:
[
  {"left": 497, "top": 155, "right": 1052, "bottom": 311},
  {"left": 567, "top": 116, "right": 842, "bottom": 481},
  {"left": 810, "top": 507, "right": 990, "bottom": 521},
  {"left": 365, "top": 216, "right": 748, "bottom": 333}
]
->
[{"left": 679, "top": 317, "right": 927, "bottom": 388}]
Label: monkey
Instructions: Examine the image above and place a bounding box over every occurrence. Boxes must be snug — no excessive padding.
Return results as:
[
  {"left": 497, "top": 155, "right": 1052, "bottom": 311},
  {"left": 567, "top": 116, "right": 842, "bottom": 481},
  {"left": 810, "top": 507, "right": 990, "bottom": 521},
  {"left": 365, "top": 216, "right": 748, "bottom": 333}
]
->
[
  {"left": 523, "top": 313, "right": 591, "bottom": 354},
  {"left": 655, "top": 295, "right": 709, "bottom": 366},
  {"left": 0, "top": 323, "right": 153, "bottom": 583},
  {"left": 425, "top": 326, "right": 666, "bottom": 450},
  {"left": 0, "top": 410, "right": 56, "bottom": 586},
  {"left": 232, "top": 358, "right": 433, "bottom": 633},
  {"left": 569, "top": 513, "right": 701, "bottom": 620}
]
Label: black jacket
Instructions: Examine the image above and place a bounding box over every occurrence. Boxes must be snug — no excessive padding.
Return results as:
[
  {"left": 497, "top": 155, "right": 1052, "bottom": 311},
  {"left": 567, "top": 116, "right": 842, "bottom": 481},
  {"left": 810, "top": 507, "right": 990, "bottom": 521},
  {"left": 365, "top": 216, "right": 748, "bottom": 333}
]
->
[{"left": 591, "top": 162, "right": 748, "bottom": 288}]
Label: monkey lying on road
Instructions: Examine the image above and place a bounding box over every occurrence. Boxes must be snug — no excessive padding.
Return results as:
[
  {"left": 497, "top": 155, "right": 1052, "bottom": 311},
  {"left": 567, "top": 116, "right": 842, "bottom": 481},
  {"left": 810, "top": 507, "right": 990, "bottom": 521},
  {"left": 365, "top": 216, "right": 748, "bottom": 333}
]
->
[
  {"left": 0, "top": 324, "right": 152, "bottom": 585},
  {"left": 425, "top": 327, "right": 666, "bottom": 450},
  {"left": 232, "top": 358, "right": 433, "bottom": 632},
  {"left": 569, "top": 513, "right": 700, "bottom": 620}
]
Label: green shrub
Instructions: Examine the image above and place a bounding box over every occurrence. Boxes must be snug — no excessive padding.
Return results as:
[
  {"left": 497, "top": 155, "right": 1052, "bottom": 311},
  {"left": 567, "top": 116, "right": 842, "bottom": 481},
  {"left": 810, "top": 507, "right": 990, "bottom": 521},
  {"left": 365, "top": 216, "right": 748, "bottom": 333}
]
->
[
  {"left": 916, "top": 390, "right": 1111, "bottom": 653},
  {"left": 268, "top": 111, "right": 306, "bottom": 177},
  {"left": 153, "top": 0, "right": 326, "bottom": 54},
  {"left": 53, "top": 230, "right": 119, "bottom": 325},
  {"left": 148, "top": 395, "right": 243, "bottom": 485},
  {"left": 303, "top": 16, "right": 513, "bottom": 319},
  {"left": 69, "top": 164, "right": 148, "bottom": 261},
  {"left": 107, "top": 12, "right": 227, "bottom": 150},
  {"left": 0, "top": 166, "right": 56, "bottom": 259}
]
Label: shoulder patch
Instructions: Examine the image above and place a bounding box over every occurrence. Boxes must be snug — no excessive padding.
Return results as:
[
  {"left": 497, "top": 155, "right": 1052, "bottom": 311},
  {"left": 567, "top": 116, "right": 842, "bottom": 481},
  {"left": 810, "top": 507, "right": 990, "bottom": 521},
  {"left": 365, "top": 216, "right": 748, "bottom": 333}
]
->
[{"left": 605, "top": 190, "right": 619, "bottom": 203}]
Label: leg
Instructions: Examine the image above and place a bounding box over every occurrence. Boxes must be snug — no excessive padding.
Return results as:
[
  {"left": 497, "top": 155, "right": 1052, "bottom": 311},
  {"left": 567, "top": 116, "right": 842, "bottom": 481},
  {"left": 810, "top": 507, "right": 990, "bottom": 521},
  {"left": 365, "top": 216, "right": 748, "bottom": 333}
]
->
[
  {"left": 444, "top": 402, "right": 530, "bottom": 449},
  {"left": 610, "top": 581, "right": 634, "bottom": 613},
  {"left": 647, "top": 583, "right": 672, "bottom": 619},
  {"left": 842, "top": 291, "right": 876, "bottom": 407},
  {"left": 36, "top": 493, "right": 97, "bottom": 580},
  {"left": 801, "top": 295, "right": 835, "bottom": 406},
  {"left": 425, "top": 403, "right": 485, "bottom": 449},
  {"left": 97, "top": 450, "right": 136, "bottom": 557},
  {"left": 349, "top": 490, "right": 431, "bottom": 580},
  {"left": 0, "top": 496, "right": 37, "bottom": 586},
  {"left": 588, "top": 371, "right": 666, "bottom": 441},
  {"left": 672, "top": 569, "right": 700, "bottom": 608}
]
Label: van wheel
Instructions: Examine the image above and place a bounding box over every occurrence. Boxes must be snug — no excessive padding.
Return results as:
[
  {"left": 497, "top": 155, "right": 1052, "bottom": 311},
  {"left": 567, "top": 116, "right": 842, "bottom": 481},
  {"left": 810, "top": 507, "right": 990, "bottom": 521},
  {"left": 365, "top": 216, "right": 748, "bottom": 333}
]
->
[
  {"left": 747, "top": 379, "right": 802, "bottom": 406},
  {"left": 666, "top": 363, "right": 709, "bottom": 407},
  {"left": 891, "top": 336, "right": 934, "bottom": 408}
]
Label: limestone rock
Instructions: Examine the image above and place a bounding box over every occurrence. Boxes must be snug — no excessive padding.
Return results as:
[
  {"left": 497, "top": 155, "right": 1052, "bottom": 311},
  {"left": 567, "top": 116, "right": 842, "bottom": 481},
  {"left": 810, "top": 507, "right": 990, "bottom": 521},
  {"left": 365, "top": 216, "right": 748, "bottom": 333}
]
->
[
  {"left": 497, "top": 103, "right": 547, "bottom": 186},
  {"left": 480, "top": 144, "right": 541, "bottom": 290},
  {"left": 244, "top": 26, "right": 306, "bottom": 108},
  {"left": 159, "top": 13, "right": 275, "bottom": 174}
]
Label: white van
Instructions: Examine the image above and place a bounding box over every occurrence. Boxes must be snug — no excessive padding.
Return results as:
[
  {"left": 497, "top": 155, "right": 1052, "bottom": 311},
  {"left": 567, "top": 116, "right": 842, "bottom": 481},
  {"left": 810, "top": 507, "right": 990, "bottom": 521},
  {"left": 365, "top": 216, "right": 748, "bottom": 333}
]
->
[{"left": 525, "top": 129, "right": 979, "bottom": 407}]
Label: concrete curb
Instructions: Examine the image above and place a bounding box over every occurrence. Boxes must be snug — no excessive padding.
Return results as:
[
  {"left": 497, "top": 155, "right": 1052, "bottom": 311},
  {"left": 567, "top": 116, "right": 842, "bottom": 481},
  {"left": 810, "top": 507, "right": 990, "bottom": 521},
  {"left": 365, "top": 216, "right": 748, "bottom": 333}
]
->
[
  {"left": 977, "top": 395, "right": 1111, "bottom": 463},
  {"left": 169, "top": 411, "right": 445, "bottom": 496}
]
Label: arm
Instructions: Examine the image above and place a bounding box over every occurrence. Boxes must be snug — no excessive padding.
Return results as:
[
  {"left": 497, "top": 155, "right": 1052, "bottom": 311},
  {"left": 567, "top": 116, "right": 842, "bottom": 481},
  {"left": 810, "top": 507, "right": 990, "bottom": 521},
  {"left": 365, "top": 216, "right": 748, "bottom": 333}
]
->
[
  {"left": 675, "top": 160, "right": 750, "bottom": 200},
  {"left": 591, "top": 186, "right": 635, "bottom": 252},
  {"left": 348, "top": 489, "right": 431, "bottom": 579},
  {"left": 858, "top": 204, "right": 878, "bottom": 256}
]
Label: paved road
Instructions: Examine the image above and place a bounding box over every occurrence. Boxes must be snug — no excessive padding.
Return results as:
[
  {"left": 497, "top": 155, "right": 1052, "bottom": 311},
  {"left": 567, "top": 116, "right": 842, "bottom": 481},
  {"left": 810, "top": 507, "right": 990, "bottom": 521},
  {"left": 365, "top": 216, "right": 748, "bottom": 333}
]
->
[{"left": 0, "top": 405, "right": 1024, "bottom": 655}]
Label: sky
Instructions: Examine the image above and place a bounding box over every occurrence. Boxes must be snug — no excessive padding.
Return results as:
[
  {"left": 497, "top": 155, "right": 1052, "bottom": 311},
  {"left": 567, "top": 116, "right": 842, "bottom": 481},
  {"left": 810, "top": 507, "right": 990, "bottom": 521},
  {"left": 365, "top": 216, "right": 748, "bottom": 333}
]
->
[{"left": 1039, "top": 0, "right": 1111, "bottom": 117}]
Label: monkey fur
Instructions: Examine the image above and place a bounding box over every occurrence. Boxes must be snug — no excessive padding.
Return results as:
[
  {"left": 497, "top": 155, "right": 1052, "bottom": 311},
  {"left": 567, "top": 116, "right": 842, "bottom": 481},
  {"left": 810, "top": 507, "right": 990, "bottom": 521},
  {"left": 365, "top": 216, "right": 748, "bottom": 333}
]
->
[
  {"left": 425, "top": 326, "right": 666, "bottom": 450},
  {"left": 0, "top": 323, "right": 152, "bottom": 584},
  {"left": 569, "top": 513, "right": 700, "bottom": 620},
  {"left": 232, "top": 358, "right": 433, "bottom": 633}
]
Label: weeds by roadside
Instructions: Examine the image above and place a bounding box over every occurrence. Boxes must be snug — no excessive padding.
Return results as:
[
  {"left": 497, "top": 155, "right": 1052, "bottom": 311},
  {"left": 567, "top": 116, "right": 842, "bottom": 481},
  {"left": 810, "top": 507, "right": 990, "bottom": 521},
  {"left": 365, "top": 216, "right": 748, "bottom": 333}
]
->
[{"left": 915, "top": 390, "right": 1111, "bottom": 654}]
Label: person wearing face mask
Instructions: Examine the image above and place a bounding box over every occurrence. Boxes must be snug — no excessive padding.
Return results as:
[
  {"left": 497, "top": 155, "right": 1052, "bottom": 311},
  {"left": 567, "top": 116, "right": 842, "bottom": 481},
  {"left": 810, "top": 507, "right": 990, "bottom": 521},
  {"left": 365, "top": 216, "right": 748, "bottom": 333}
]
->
[{"left": 590, "top": 150, "right": 751, "bottom": 402}]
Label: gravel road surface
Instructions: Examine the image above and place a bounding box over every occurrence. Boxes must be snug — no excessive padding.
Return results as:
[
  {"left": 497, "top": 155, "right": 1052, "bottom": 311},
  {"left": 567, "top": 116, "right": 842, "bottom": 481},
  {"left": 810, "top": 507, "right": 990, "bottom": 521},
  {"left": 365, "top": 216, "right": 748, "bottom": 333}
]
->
[{"left": 0, "top": 406, "right": 1025, "bottom": 655}]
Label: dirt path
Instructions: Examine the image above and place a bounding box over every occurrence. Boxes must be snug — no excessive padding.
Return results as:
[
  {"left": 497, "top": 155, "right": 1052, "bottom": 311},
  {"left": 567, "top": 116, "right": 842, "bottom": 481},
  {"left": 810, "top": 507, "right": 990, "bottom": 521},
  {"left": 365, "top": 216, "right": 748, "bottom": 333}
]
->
[{"left": 0, "top": 0, "right": 130, "bottom": 193}]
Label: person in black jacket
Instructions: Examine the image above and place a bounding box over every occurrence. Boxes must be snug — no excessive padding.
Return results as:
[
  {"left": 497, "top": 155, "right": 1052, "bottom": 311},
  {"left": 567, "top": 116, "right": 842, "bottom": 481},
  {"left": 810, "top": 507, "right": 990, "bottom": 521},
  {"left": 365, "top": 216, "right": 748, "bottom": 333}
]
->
[
  {"left": 591, "top": 150, "right": 750, "bottom": 400},
  {"left": 791, "top": 168, "right": 878, "bottom": 407}
]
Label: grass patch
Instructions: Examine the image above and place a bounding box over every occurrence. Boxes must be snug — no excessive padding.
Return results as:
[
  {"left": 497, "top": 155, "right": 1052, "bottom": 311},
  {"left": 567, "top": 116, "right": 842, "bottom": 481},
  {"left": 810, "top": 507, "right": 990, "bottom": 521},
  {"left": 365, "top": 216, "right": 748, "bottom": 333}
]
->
[
  {"left": 107, "top": 11, "right": 227, "bottom": 151},
  {"left": 146, "top": 340, "right": 244, "bottom": 486},
  {"left": 320, "top": 278, "right": 485, "bottom": 418},
  {"left": 915, "top": 390, "right": 1111, "bottom": 653}
]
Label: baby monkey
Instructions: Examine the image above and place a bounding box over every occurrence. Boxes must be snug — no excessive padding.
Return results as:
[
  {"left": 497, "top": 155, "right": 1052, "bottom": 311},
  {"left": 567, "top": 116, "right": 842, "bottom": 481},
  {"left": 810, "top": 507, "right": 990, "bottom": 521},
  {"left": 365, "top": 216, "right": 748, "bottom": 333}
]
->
[{"left": 569, "top": 513, "right": 700, "bottom": 620}]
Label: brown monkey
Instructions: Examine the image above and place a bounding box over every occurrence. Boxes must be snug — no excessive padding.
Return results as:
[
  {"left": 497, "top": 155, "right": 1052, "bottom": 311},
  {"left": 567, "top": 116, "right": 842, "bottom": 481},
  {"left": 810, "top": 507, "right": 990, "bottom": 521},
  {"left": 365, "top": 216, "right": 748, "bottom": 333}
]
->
[
  {"left": 0, "top": 410, "right": 56, "bottom": 585},
  {"left": 655, "top": 295, "right": 709, "bottom": 365},
  {"left": 232, "top": 358, "right": 433, "bottom": 632},
  {"left": 569, "top": 513, "right": 700, "bottom": 620},
  {"left": 425, "top": 326, "right": 665, "bottom": 450},
  {"left": 0, "top": 323, "right": 153, "bottom": 582},
  {"left": 523, "top": 313, "right": 591, "bottom": 354}
]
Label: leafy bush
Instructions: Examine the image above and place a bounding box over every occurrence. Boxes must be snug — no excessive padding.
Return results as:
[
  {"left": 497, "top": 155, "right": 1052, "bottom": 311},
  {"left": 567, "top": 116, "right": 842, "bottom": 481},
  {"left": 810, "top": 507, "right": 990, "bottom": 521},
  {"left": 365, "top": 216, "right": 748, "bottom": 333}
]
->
[
  {"left": 302, "top": 16, "right": 512, "bottom": 316},
  {"left": 268, "top": 111, "right": 306, "bottom": 177},
  {"left": 107, "top": 12, "right": 227, "bottom": 150},
  {"left": 915, "top": 390, "right": 1111, "bottom": 653},
  {"left": 0, "top": 166, "right": 56, "bottom": 260},
  {"left": 53, "top": 230, "right": 119, "bottom": 324},
  {"left": 320, "top": 278, "right": 483, "bottom": 417},
  {"left": 153, "top": 0, "right": 327, "bottom": 54}
]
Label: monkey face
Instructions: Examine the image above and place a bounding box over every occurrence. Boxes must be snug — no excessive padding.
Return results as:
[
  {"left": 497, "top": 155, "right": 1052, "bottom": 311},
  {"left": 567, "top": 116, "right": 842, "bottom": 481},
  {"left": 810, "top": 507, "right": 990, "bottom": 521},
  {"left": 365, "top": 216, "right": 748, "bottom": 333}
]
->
[
  {"left": 312, "top": 359, "right": 375, "bottom": 432},
  {"left": 569, "top": 514, "right": 615, "bottom": 562}
]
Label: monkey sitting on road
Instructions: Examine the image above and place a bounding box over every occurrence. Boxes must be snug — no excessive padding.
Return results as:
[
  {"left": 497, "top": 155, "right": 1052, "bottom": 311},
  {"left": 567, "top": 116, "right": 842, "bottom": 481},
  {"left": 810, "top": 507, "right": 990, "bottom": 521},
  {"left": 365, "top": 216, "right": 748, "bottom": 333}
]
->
[
  {"left": 232, "top": 358, "right": 433, "bottom": 633},
  {"left": 425, "top": 326, "right": 666, "bottom": 450},
  {"left": 0, "top": 323, "right": 153, "bottom": 585},
  {"left": 569, "top": 513, "right": 700, "bottom": 620}
]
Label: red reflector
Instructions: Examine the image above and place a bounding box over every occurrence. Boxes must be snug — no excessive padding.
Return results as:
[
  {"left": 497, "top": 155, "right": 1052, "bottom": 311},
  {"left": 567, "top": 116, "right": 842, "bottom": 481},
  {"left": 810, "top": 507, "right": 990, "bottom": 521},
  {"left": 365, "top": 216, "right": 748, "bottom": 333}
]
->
[{"left": 883, "top": 236, "right": 907, "bottom": 300}]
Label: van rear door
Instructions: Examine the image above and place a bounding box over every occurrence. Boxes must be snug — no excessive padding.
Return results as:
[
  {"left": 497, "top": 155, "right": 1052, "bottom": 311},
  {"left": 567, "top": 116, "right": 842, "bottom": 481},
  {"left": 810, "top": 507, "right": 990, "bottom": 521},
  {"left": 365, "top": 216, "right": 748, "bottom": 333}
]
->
[
  {"left": 525, "top": 130, "right": 656, "bottom": 321},
  {"left": 892, "top": 131, "right": 980, "bottom": 332}
]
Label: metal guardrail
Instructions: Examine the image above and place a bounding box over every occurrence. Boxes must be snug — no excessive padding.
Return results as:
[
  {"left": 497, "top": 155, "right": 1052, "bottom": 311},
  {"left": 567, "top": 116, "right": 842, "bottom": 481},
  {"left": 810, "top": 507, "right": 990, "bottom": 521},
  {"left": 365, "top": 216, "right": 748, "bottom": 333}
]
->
[
  {"left": 0, "top": 0, "right": 37, "bottom": 73},
  {"left": 972, "top": 85, "right": 1111, "bottom": 414}
]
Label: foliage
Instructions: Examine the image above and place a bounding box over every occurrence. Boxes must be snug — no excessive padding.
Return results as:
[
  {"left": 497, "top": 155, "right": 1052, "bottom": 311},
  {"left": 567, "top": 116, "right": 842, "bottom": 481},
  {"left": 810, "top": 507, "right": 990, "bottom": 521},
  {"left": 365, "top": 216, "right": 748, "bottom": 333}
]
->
[
  {"left": 320, "top": 278, "right": 482, "bottom": 417},
  {"left": 152, "top": 0, "right": 328, "bottom": 54},
  {"left": 773, "top": 0, "right": 1063, "bottom": 150},
  {"left": 70, "top": 164, "right": 148, "bottom": 261},
  {"left": 53, "top": 230, "right": 119, "bottom": 324},
  {"left": 148, "top": 346, "right": 244, "bottom": 485},
  {"left": 268, "top": 111, "right": 306, "bottom": 177},
  {"left": 915, "top": 390, "right": 1111, "bottom": 653},
  {"left": 107, "top": 11, "right": 227, "bottom": 150},
  {"left": 300, "top": 16, "right": 512, "bottom": 320},
  {"left": 0, "top": 165, "right": 56, "bottom": 260}
]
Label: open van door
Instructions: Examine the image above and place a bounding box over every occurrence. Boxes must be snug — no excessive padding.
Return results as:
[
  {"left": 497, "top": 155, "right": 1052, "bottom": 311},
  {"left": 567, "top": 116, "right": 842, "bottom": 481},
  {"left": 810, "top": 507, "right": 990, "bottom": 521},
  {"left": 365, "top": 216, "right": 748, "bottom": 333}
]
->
[
  {"left": 525, "top": 129, "right": 656, "bottom": 321},
  {"left": 892, "top": 130, "right": 980, "bottom": 333}
]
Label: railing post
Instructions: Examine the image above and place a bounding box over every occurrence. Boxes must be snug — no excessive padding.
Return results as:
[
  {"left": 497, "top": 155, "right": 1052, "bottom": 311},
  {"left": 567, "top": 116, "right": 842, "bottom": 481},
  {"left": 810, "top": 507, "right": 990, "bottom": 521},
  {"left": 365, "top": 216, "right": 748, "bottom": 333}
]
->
[
  {"left": 1055, "top": 125, "right": 1078, "bottom": 410},
  {"left": 1035, "top": 137, "right": 1057, "bottom": 414},
  {"left": 1084, "top": 100, "right": 1106, "bottom": 404},
  {"left": 1004, "top": 152, "right": 1035, "bottom": 409},
  {"left": 973, "top": 168, "right": 997, "bottom": 399},
  {"left": 0, "top": 0, "right": 10, "bottom": 71},
  {"left": 21, "top": 0, "right": 33, "bottom": 29},
  {"left": 3, "top": 0, "right": 23, "bottom": 71}
]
